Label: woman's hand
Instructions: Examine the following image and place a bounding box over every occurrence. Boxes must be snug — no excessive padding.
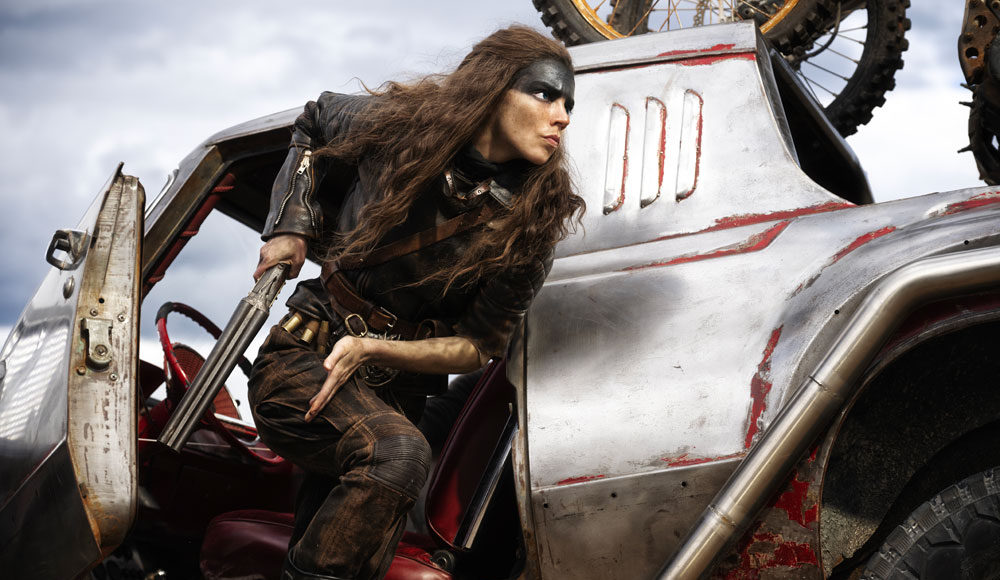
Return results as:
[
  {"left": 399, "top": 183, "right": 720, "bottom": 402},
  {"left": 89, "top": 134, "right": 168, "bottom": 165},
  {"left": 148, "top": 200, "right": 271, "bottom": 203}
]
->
[
  {"left": 254, "top": 234, "right": 308, "bottom": 281},
  {"left": 302, "top": 335, "right": 486, "bottom": 422},
  {"left": 305, "top": 335, "right": 370, "bottom": 422}
]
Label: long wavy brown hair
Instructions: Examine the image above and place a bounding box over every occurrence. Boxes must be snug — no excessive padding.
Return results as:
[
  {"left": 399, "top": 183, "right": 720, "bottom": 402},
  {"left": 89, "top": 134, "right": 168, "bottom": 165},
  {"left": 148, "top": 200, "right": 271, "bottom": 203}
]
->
[{"left": 317, "top": 25, "right": 585, "bottom": 292}]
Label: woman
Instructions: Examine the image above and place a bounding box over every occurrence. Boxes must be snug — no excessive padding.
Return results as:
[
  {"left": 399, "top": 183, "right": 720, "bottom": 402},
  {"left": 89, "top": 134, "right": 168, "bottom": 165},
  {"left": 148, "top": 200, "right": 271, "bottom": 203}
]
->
[{"left": 249, "top": 26, "right": 584, "bottom": 580}]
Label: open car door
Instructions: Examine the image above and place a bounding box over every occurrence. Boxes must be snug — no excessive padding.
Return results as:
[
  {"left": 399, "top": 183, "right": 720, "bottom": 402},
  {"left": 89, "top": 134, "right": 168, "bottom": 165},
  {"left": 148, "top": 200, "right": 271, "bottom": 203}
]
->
[{"left": 0, "top": 165, "right": 143, "bottom": 578}]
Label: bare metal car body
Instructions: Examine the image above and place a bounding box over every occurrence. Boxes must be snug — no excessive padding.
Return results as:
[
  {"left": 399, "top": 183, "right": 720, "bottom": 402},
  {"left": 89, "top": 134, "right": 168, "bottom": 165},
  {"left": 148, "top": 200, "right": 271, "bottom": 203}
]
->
[{"left": 2, "top": 22, "right": 999, "bottom": 579}]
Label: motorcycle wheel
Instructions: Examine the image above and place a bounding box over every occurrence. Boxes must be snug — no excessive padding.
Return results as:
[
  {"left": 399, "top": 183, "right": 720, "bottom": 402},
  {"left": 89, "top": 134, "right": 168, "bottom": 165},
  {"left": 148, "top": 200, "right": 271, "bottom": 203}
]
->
[
  {"left": 861, "top": 467, "right": 1000, "bottom": 579},
  {"left": 532, "top": 0, "right": 909, "bottom": 137},
  {"left": 789, "top": 0, "right": 910, "bottom": 136}
]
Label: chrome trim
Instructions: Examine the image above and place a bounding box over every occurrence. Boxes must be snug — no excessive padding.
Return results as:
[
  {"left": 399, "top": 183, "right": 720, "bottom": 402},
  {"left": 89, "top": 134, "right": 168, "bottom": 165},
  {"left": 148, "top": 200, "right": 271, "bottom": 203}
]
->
[{"left": 660, "top": 245, "right": 1000, "bottom": 578}]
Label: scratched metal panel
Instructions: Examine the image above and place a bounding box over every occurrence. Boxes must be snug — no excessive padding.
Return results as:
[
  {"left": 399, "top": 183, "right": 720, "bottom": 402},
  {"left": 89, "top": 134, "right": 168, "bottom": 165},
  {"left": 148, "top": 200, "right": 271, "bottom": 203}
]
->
[
  {"left": 67, "top": 169, "right": 142, "bottom": 553},
  {"left": 555, "top": 23, "right": 838, "bottom": 261},
  {"left": 518, "top": 23, "right": 1000, "bottom": 579},
  {"left": 0, "top": 171, "right": 117, "bottom": 575}
]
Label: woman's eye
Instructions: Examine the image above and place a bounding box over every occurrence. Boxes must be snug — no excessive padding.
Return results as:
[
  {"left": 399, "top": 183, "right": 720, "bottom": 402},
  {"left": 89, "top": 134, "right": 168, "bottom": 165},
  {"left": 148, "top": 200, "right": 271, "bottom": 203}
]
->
[{"left": 533, "top": 90, "right": 553, "bottom": 102}]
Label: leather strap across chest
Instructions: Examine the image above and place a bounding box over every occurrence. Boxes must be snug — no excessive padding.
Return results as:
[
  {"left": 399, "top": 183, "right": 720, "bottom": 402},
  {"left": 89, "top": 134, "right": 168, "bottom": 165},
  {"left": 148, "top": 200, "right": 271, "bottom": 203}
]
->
[
  {"left": 321, "top": 193, "right": 499, "bottom": 339},
  {"left": 335, "top": 201, "right": 495, "bottom": 271}
]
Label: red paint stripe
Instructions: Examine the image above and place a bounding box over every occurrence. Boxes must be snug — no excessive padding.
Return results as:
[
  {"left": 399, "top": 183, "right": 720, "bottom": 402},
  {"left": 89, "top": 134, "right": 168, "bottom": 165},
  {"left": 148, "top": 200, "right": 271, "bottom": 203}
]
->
[
  {"left": 679, "top": 53, "right": 756, "bottom": 66},
  {"left": 623, "top": 221, "right": 790, "bottom": 272},
  {"left": 657, "top": 43, "right": 737, "bottom": 58},
  {"left": 831, "top": 226, "right": 896, "bottom": 263},
  {"left": 650, "top": 201, "right": 852, "bottom": 245},
  {"left": 745, "top": 326, "right": 784, "bottom": 449},
  {"left": 556, "top": 474, "right": 606, "bottom": 486},
  {"left": 938, "top": 190, "right": 1000, "bottom": 215},
  {"left": 661, "top": 451, "right": 746, "bottom": 467}
]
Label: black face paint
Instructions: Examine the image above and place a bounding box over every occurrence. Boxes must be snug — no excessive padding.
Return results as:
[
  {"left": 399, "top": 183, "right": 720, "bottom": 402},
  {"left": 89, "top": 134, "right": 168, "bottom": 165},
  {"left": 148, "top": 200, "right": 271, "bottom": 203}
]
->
[{"left": 511, "top": 59, "right": 576, "bottom": 114}]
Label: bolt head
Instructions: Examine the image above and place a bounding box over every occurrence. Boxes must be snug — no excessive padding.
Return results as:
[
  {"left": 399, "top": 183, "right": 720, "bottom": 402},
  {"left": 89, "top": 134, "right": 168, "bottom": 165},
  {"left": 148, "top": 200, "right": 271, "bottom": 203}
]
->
[{"left": 75, "top": 366, "right": 86, "bottom": 376}]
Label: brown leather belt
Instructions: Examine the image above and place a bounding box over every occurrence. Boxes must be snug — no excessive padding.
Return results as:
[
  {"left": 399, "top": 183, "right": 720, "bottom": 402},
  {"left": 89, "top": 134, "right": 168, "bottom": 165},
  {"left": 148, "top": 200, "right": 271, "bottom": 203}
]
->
[{"left": 323, "top": 270, "right": 426, "bottom": 340}]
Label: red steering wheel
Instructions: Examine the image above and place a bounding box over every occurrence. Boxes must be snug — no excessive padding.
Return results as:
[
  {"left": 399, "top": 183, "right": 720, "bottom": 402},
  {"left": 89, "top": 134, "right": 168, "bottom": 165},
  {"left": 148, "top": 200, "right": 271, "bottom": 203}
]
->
[{"left": 155, "top": 301, "right": 285, "bottom": 465}]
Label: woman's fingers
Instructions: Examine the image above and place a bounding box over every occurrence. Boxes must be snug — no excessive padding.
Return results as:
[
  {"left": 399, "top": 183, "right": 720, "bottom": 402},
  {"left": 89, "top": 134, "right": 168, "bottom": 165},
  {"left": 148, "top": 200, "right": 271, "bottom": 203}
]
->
[
  {"left": 304, "top": 336, "right": 366, "bottom": 422},
  {"left": 305, "top": 366, "right": 347, "bottom": 421}
]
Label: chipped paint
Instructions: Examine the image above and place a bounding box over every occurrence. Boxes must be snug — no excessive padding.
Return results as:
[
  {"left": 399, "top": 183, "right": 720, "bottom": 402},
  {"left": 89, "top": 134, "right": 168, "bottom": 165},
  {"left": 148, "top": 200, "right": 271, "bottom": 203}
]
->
[
  {"left": 725, "top": 531, "right": 819, "bottom": 579},
  {"left": 773, "top": 473, "right": 818, "bottom": 528},
  {"left": 604, "top": 103, "right": 630, "bottom": 215},
  {"left": 648, "top": 201, "right": 852, "bottom": 245},
  {"left": 676, "top": 90, "right": 704, "bottom": 201},
  {"left": 791, "top": 226, "right": 897, "bottom": 298},
  {"left": 661, "top": 451, "right": 746, "bottom": 467},
  {"left": 679, "top": 54, "right": 756, "bottom": 66},
  {"left": 711, "top": 202, "right": 853, "bottom": 231},
  {"left": 623, "top": 221, "right": 790, "bottom": 272},
  {"left": 744, "top": 326, "right": 783, "bottom": 449},
  {"left": 831, "top": 226, "right": 896, "bottom": 263},
  {"left": 935, "top": 189, "right": 1000, "bottom": 216},
  {"left": 658, "top": 43, "right": 737, "bottom": 58},
  {"left": 641, "top": 97, "right": 667, "bottom": 208},
  {"left": 556, "top": 474, "right": 606, "bottom": 486}
]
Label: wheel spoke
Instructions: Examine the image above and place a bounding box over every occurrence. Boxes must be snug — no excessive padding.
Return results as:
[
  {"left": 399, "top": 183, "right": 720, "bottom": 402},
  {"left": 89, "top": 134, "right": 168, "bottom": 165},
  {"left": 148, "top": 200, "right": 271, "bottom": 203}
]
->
[
  {"left": 801, "top": 72, "right": 839, "bottom": 97},
  {"left": 802, "top": 59, "right": 851, "bottom": 82},
  {"left": 826, "top": 46, "right": 860, "bottom": 64}
]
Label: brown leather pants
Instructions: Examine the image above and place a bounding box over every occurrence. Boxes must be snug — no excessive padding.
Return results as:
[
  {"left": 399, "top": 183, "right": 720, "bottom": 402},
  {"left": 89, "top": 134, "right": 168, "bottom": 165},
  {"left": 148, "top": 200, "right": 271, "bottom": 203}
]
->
[{"left": 249, "top": 326, "right": 432, "bottom": 580}]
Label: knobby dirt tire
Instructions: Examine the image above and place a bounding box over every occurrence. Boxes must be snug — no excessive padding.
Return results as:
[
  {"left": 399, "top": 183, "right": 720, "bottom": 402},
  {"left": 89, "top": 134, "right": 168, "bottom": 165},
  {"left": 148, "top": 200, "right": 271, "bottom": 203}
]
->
[
  {"left": 532, "top": 0, "right": 909, "bottom": 137},
  {"left": 818, "top": 0, "right": 910, "bottom": 136},
  {"left": 532, "top": 0, "right": 835, "bottom": 50},
  {"left": 862, "top": 467, "right": 1000, "bottom": 579}
]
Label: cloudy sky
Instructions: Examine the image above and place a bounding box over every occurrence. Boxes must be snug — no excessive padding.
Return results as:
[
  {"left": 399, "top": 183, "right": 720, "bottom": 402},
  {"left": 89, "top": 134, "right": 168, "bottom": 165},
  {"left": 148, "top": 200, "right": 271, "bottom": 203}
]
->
[{"left": 0, "top": 2, "right": 977, "bottom": 354}]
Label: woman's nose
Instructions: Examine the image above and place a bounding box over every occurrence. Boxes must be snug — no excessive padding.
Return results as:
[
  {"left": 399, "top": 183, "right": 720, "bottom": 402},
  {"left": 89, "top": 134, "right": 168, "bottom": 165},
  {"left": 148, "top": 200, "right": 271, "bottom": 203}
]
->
[{"left": 552, "top": 99, "right": 570, "bottom": 128}]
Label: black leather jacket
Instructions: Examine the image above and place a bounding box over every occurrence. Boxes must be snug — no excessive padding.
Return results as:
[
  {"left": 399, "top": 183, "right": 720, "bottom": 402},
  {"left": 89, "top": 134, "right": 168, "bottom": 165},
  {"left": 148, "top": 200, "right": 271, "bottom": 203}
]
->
[{"left": 263, "top": 92, "right": 552, "bottom": 373}]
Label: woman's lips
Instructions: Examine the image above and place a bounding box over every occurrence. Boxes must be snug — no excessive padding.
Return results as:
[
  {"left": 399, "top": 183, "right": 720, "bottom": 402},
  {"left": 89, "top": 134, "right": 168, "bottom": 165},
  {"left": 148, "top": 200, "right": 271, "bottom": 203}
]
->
[{"left": 544, "top": 135, "right": 560, "bottom": 148}]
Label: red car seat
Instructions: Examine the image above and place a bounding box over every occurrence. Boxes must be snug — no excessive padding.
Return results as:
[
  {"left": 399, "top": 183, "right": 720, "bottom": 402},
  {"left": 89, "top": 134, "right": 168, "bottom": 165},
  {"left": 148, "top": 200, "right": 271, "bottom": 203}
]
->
[{"left": 200, "top": 360, "right": 517, "bottom": 580}]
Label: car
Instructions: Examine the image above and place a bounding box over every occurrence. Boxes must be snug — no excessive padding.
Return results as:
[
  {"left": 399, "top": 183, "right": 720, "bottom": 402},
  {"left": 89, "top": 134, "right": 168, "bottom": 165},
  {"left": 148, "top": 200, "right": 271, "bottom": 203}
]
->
[{"left": 2, "top": 22, "right": 1000, "bottom": 580}]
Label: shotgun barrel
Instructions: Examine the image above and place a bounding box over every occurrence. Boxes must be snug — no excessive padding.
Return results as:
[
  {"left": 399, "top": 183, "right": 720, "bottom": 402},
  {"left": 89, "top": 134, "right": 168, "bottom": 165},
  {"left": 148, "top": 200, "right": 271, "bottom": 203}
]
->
[{"left": 158, "top": 263, "right": 289, "bottom": 452}]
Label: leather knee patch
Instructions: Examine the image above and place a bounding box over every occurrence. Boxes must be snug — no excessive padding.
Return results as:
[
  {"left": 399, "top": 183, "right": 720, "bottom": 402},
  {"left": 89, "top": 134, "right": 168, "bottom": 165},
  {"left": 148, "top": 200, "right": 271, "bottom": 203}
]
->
[{"left": 367, "top": 433, "right": 431, "bottom": 499}]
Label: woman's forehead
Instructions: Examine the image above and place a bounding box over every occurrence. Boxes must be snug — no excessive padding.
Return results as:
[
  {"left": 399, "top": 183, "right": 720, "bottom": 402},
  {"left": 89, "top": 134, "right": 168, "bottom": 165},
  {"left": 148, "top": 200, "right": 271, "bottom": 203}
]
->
[{"left": 511, "top": 59, "right": 575, "bottom": 101}]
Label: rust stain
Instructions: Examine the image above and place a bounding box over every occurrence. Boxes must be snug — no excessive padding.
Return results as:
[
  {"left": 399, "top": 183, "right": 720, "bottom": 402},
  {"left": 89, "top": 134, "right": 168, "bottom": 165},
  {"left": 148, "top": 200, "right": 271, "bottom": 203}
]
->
[
  {"left": 744, "top": 326, "right": 783, "bottom": 449},
  {"left": 936, "top": 190, "right": 1000, "bottom": 216},
  {"left": 556, "top": 474, "right": 606, "bottom": 486},
  {"left": 623, "top": 221, "right": 790, "bottom": 271},
  {"left": 657, "top": 43, "right": 737, "bottom": 58},
  {"left": 661, "top": 451, "right": 746, "bottom": 467},
  {"left": 831, "top": 226, "right": 896, "bottom": 263},
  {"left": 773, "top": 473, "right": 818, "bottom": 529}
]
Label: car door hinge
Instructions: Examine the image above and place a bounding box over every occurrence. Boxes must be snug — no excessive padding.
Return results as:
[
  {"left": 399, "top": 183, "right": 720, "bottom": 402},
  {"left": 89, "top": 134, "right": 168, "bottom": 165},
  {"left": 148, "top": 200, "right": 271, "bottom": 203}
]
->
[{"left": 81, "top": 318, "right": 113, "bottom": 370}]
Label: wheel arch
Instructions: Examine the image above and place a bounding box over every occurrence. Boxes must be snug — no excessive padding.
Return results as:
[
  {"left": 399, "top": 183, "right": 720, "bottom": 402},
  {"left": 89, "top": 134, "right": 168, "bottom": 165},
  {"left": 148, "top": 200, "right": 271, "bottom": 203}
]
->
[{"left": 818, "top": 299, "right": 1000, "bottom": 576}]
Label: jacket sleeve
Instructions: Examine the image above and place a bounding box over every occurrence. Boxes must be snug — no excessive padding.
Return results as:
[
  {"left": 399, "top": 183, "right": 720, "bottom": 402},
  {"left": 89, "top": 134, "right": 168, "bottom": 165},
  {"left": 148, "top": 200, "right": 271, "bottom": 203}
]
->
[
  {"left": 262, "top": 92, "right": 368, "bottom": 241},
  {"left": 452, "top": 252, "right": 554, "bottom": 360}
]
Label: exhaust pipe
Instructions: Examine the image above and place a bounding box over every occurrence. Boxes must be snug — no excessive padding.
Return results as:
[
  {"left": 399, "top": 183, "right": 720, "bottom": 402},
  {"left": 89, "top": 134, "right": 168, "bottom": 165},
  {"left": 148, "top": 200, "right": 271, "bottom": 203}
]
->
[{"left": 659, "top": 245, "right": 1000, "bottom": 579}]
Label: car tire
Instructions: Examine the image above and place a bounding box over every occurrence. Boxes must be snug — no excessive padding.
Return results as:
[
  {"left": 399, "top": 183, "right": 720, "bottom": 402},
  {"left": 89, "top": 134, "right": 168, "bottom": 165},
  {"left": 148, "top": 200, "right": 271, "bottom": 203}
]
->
[{"left": 862, "top": 467, "right": 1000, "bottom": 579}]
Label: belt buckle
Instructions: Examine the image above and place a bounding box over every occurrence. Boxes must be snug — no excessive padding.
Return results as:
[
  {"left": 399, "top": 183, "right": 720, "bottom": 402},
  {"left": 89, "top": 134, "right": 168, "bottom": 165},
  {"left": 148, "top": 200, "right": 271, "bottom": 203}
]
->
[
  {"left": 344, "top": 313, "right": 368, "bottom": 337},
  {"left": 378, "top": 308, "right": 397, "bottom": 331}
]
